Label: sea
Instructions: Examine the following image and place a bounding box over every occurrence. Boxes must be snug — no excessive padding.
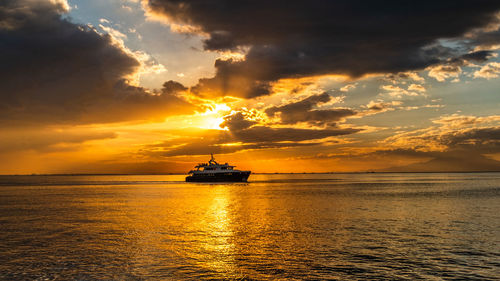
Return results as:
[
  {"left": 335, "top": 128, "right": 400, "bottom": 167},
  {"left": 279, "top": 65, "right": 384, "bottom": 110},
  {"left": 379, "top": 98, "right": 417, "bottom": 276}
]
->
[{"left": 0, "top": 173, "right": 499, "bottom": 280}]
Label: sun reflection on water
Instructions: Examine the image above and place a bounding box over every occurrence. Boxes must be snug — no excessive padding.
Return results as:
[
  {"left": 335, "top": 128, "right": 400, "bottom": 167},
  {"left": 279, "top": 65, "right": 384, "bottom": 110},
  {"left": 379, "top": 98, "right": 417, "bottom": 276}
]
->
[{"left": 201, "top": 186, "right": 235, "bottom": 274}]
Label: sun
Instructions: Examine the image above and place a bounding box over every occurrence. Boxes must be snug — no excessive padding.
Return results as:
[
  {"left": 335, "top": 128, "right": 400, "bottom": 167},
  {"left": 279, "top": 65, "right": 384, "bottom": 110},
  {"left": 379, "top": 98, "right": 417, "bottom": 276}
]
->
[{"left": 200, "top": 103, "right": 232, "bottom": 130}]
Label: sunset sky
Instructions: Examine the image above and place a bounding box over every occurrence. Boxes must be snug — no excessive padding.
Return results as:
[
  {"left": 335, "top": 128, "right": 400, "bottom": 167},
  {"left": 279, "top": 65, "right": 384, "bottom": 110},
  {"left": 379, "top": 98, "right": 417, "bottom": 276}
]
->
[{"left": 1, "top": 0, "right": 500, "bottom": 174}]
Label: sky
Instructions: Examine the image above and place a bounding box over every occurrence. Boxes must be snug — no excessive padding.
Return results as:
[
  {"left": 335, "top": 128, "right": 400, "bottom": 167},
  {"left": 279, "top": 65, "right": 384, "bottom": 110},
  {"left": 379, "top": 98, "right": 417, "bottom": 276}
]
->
[{"left": 1, "top": 0, "right": 500, "bottom": 174}]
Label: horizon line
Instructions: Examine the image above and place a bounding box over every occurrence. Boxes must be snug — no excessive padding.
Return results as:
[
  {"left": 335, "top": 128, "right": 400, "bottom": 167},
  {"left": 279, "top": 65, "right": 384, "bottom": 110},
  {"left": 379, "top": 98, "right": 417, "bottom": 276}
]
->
[{"left": 1, "top": 171, "right": 500, "bottom": 176}]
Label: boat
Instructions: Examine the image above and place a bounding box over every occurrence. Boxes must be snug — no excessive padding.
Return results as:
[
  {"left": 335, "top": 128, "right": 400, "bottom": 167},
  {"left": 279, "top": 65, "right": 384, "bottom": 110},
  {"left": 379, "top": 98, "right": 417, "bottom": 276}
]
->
[{"left": 186, "top": 154, "right": 251, "bottom": 182}]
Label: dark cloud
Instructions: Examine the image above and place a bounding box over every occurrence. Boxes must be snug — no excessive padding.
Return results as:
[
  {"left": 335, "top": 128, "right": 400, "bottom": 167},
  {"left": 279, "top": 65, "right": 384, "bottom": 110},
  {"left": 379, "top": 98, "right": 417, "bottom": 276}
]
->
[
  {"left": 190, "top": 59, "right": 273, "bottom": 98},
  {"left": 440, "top": 127, "right": 500, "bottom": 152},
  {"left": 390, "top": 126, "right": 500, "bottom": 154},
  {"left": 469, "top": 30, "right": 500, "bottom": 50},
  {"left": 144, "top": 113, "right": 361, "bottom": 156},
  {"left": 464, "top": 14, "right": 500, "bottom": 50},
  {"left": 373, "top": 126, "right": 500, "bottom": 171},
  {"left": 458, "top": 50, "right": 494, "bottom": 62},
  {"left": 367, "top": 103, "right": 389, "bottom": 111},
  {"left": 81, "top": 81, "right": 197, "bottom": 124},
  {"left": 161, "top": 80, "right": 188, "bottom": 94},
  {"left": 230, "top": 126, "right": 359, "bottom": 143},
  {"left": 265, "top": 93, "right": 356, "bottom": 125},
  {"left": 0, "top": 0, "right": 196, "bottom": 125},
  {"left": 437, "top": 50, "right": 496, "bottom": 70},
  {"left": 147, "top": 0, "right": 500, "bottom": 98},
  {"left": 148, "top": 139, "right": 322, "bottom": 157},
  {"left": 219, "top": 112, "right": 257, "bottom": 131}
]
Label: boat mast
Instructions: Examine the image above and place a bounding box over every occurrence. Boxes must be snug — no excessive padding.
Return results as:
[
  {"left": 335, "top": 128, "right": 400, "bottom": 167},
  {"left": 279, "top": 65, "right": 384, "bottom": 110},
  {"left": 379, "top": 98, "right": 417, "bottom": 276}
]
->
[{"left": 209, "top": 153, "right": 218, "bottom": 165}]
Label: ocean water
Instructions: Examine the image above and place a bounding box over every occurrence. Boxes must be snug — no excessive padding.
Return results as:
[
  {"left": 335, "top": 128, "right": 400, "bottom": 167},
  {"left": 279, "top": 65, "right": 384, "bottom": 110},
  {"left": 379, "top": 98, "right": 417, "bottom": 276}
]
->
[{"left": 0, "top": 173, "right": 499, "bottom": 280}]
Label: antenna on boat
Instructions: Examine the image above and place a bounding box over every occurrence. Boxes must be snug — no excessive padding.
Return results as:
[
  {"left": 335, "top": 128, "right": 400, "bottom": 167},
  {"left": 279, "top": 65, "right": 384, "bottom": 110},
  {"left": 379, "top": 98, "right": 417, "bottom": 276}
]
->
[{"left": 209, "top": 153, "right": 217, "bottom": 165}]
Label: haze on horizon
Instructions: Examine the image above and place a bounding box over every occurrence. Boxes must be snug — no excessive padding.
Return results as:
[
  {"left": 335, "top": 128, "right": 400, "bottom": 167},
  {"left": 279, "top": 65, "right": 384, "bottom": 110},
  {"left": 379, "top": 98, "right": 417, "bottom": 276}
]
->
[{"left": 1, "top": 0, "right": 500, "bottom": 174}]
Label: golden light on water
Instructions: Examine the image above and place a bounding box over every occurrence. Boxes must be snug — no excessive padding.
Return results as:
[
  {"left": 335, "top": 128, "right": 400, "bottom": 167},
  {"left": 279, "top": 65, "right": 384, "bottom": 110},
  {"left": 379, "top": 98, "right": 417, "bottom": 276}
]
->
[{"left": 202, "top": 187, "right": 235, "bottom": 274}]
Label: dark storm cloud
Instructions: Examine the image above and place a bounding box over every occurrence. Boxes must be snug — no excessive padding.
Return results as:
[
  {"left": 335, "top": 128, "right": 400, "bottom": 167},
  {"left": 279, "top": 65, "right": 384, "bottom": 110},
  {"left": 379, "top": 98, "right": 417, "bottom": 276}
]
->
[
  {"left": 0, "top": 0, "right": 196, "bottom": 125},
  {"left": 458, "top": 50, "right": 493, "bottom": 62},
  {"left": 265, "top": 93, "right": 356, "bottom": 126},
  {"left": 440, "top": 50, "right": 496, "bottom": 69},
  {"left": 440, "top": 127, "right": 500, "bottom": 152},
  {"left": 147, "top": 0, "right": 500, "bottom": 98},
  {"left": 464, "top": 14, "right": 500, "bottom": 50},
  {"left": 470, "top": 30, "right": 500, "bottom": 50}
]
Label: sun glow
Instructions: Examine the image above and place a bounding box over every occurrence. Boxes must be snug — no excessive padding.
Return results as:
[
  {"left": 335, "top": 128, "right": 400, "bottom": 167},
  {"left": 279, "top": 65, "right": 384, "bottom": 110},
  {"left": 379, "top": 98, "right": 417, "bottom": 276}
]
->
[{"left": 200, "top": 103, "right": 232, "bottom": 130}]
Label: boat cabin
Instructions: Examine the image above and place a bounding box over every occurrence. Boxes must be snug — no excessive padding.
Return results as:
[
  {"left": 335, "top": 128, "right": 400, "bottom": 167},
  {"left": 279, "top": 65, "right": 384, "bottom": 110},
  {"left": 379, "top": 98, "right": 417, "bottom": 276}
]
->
[{"left": 188, "top": 154, "right": 236, "bottom": 174}]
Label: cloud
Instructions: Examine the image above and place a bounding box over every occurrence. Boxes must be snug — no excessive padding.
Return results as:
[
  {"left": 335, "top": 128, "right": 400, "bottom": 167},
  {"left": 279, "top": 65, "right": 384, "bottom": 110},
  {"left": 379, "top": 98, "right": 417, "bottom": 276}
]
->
[
  {"left": 0, "top": 128, "right": 117, "bottom": 153},
  {"left": 432, "top": 114, "right": 500, "bottom": 128},
  {"left": 230, "top": 126, "right": 360, "bottom": 143},
  {"left": 384, "top": 72, "right": 425, "bottom": 83},
  {"left": 148, "top": 139, "right": 323, "bottom": 157},
  {"left": 146, "top": 0, "right": 500, "bottom": 98},
  {"left": 143, "top": 109, "right": 361, "bottom": 156},
  {"left": 369, "top": 118, "right": 500, "bottom": 171},
  {"left": 148, "top": 126, "right": 360, "bottom": 157},
  {"left": 465, "top": 12, "right": 500, "bottom": 51},
  {"left": 426, "top": 50, "right": 494, "bottom": 81},
  {"left": 382, "top": 114, "right": 500, "bottom": 154},
  {"left": 363, "top": 100, "right": 402, "bottom": 115},
  {"left": 265, "top": 92, "right": 356, "bottom": 126},
  {"left": 458, "top": 50, "right": 494, "bottom": 62},
  {"left": 373, "top": 149, "right": 500, "bottom": 172},
  {"left": 380, "top": 85, "right": 420, "bottom": 97},
  {"left": 340, "top": 84, "right": 357, "bottom": 92},
  {"left": 190, "top": 58, "right": 273, "bottom": 98},
  {"left": 473, "top": 62, "right": 500, "bottom": 79},
  {"left": 440, "top": 127, "right": 500, "bottom": 151},
  {"left": 408, "top": 84, "right": 426, "bottom": 93},
  {"left": 0, "top": 0, "right": 196, "bottom": 125},
  {"left": 219, "top": 112, "right": 257, "bottom": 131},
  {"left": 427, "top": 64, "right": 462, "bottom": 82}
]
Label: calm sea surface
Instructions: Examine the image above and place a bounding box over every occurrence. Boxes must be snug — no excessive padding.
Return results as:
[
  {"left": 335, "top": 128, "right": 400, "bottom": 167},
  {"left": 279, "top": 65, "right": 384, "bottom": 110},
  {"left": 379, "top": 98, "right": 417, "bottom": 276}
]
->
[{"left": 0, "top": 173, "right": 499, "bottom": 280}]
